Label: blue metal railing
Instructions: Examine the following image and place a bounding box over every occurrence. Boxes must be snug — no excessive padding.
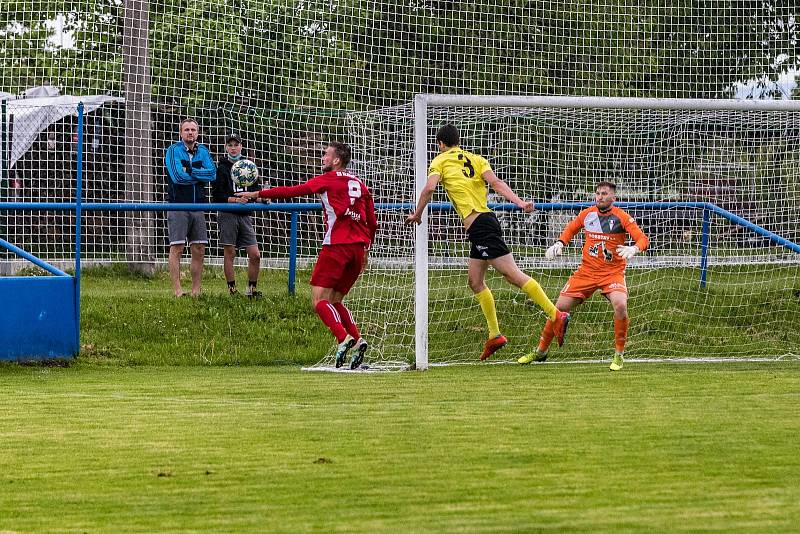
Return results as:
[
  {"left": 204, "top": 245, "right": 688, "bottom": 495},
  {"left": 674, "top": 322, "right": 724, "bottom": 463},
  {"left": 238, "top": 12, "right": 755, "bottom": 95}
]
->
[
  {"left": 700, "top": 208, "right": 712, "bottom": 289},
  {"left": 2, "top": 104, "right": 799, "bottom": 300},
  {"left": 0, "top": 237, "right": 70, "bottom": 276},
  {"left": 2, "top": 200, "right": 798, "bottom": 295},
  {"left": 289, "top": 212, "right": 299, "bottom": 294}
]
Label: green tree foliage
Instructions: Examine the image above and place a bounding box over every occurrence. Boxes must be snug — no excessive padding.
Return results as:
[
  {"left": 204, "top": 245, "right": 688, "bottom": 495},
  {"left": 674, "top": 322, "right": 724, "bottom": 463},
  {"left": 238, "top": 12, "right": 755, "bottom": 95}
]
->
[
  {"left": 0, "top": 0, "right": 122, "bottom": 94},
  {"left": 0, "top": 1, "right": 797, "bottom": 106}
]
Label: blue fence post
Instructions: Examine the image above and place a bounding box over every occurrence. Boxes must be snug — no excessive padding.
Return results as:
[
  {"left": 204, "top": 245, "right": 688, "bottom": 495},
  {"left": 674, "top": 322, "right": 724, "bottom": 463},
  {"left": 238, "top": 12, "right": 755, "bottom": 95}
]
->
[
  {"left": 699, "top": 207, "right": 711, "bottom": 289},
  {"left": 288, "top": 211, "right": 298, "bottom": 295},
  {"left": 75, "top": 103, "right": 84, "bottom": 348}
]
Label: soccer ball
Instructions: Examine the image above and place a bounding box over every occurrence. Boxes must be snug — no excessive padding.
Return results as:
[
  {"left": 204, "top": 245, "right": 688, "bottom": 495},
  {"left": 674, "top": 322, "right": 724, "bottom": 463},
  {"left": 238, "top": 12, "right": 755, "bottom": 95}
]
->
[{"left": 231, "top": 159, "right": 258, "bottom": 187}]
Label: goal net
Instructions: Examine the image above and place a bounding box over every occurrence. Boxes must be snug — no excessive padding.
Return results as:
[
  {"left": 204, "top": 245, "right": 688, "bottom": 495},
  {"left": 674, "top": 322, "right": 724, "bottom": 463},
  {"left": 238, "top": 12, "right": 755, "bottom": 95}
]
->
[
  {"left": 311, "top": 96, "right": 800, "bottom": 370},
  {"left": 2, "top": 1, "right": 799, "bottom": 368}
]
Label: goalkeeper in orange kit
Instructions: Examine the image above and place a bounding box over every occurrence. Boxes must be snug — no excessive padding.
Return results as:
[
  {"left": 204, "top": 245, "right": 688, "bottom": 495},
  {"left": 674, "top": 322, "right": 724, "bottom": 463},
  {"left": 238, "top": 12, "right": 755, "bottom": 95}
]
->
[{"left": 519, "top": 181, "right": 649, "bottom": 371}]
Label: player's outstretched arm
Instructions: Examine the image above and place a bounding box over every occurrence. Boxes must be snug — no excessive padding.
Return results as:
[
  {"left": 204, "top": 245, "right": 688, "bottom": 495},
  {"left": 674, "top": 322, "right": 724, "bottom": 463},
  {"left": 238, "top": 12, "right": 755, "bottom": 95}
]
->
[
  {"left": 236, "top": 181, "right": 316, "bottom": 201},
  {"left": 405, "top": 174, "right": 440, "bottom": 225},
  {"left": 483, "top": 170, "right": 533, "bottom": 212}
]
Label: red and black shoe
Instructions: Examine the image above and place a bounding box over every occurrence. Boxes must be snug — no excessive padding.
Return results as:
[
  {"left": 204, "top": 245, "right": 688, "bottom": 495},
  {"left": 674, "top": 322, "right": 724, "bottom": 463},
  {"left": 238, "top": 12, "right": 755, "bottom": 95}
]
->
[{"left": 480, "top": 334, "right": 508, "bottom": 361}]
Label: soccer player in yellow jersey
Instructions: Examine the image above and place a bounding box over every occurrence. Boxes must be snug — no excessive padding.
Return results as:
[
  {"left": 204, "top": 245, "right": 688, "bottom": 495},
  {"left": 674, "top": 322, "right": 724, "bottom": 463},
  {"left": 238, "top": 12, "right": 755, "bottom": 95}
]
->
[
  {"left": 405, "top": 124, "right": 570, "bottom": 361},
  {"left": 518, "top": 181, "right": 649, "bottom": 371}
]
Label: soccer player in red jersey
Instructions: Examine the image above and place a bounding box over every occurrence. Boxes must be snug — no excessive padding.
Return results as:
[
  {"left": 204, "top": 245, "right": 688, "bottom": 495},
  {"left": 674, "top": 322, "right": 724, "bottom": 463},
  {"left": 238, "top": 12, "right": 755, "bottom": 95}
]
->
[
  {"left": 237, "top": 142, "right": 378, "bottom": 369},
  {"left": 518, "top": 181, "right": 649, "bottom": 370}
]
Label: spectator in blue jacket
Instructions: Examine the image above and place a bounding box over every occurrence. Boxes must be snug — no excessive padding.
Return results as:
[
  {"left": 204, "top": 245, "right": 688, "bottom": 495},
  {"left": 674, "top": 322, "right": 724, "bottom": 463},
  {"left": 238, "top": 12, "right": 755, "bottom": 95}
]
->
[{"left": 165, "top": 118, "right": 216, "bottom": 297}]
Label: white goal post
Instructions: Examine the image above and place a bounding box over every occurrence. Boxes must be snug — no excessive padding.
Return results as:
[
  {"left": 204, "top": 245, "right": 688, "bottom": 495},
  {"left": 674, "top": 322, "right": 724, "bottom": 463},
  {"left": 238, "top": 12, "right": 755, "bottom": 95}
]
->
[{"left": 405, "top": 95, "right": 800, "bottom": 371}]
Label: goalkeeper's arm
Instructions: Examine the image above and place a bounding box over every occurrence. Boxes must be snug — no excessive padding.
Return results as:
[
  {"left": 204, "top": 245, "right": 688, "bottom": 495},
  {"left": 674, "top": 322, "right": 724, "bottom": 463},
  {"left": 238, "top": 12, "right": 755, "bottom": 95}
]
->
[
  {"left": 616, "top": 218, "right": 650, "bottom": 260},
  {"left": 544, "top": 211, "right": 584, "bottom": 260},
  {"left": 545, "top": 241, "right": 564, "bottom": 260}
]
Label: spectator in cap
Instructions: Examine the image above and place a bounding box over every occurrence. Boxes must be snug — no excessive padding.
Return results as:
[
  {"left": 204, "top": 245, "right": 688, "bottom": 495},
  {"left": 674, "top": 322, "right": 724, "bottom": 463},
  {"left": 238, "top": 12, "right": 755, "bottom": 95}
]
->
[{"left": 211, "top": 134, "right": 263, "bottom": 297}]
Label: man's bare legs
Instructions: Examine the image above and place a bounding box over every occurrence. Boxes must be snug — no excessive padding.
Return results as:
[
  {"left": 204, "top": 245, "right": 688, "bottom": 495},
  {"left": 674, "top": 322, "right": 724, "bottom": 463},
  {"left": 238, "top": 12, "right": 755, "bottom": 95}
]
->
[{"left": 169, "top": 244, "right": 185, "bottom": 297}]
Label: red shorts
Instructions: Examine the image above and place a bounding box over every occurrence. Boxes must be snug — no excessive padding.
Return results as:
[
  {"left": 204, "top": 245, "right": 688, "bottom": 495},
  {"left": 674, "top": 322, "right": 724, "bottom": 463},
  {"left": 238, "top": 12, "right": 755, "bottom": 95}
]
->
[
  {"left": 310, "top": 243, "right": 367, "bottom": 295},
  {"left": 560, "top": 271, "right": 628, "bottom": 300}
]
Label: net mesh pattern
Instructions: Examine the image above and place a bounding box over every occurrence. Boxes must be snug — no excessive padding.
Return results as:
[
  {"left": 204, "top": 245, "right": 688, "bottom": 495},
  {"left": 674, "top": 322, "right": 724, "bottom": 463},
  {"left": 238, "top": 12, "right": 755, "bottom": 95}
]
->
[
  {"left": 1, "top": 2, "right": 799, "bottom": 366},
  {"left": 327, "top": 104, "right": 800, "bottom": 369}
]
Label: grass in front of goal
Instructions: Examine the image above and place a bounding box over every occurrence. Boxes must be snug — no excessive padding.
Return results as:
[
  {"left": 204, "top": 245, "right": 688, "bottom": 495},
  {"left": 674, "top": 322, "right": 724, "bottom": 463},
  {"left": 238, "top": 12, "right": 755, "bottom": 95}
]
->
[
  {"left": 1, "top": 363, "right": 799, "bottom": 532},
  {"left": 77, "top": 265, "right": 799, "bottom": 367},
  {"left": 78, "top": 265, "right": 333, "bottom": 366}
]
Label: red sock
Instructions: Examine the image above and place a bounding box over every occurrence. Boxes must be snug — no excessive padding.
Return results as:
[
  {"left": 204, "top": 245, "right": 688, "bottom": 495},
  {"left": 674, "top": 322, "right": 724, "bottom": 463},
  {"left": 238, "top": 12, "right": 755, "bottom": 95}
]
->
[
  {"left": 538, "top": 319, "right": 555, "bottom": 353},
  {"left": 614, "top": 317, "right": 630, "bottom": 353},
  {"left": 314, "top": 300, "right": 348, "bottom": 342},
  {"left": 333, "top": 302, "right": 361, "bottom": 340}
]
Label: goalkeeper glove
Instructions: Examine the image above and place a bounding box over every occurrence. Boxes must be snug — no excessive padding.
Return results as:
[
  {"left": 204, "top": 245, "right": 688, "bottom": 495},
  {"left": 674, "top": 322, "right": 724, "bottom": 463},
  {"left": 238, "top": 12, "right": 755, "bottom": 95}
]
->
[
  {"left": 616, "top": 245, "right": 640, "bottom": 260},
  {"left": 545, "top": 241, "right": 564, "bottom": 260}
]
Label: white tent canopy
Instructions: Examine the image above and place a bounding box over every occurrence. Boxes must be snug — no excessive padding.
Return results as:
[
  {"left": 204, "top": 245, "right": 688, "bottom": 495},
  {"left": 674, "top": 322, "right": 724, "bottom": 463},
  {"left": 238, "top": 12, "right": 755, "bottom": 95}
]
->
[{"left": 5, "top": 94, "right": 125, "bottom": 167}]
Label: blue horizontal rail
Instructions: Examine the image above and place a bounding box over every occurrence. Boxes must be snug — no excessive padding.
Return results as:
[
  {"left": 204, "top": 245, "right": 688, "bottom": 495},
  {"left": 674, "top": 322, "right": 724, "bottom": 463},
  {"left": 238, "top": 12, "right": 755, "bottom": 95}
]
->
[
  {"left": 1, "top": 200, "right": 797, "bottom": 254},
  {"left": 707, "top": 204, "right": 800, "bottom": 254},
  {"left": 482, "top": 202, "right": 800, "bottom": 254},
  {"left": 0, "top": 201, "right": 718, "bottom": 212},
  {"left": 2, "top": 201, "right": 797, "bottom": 251},
  {"left": 1, "top": 201, "right": 797, "bottom": 295}
]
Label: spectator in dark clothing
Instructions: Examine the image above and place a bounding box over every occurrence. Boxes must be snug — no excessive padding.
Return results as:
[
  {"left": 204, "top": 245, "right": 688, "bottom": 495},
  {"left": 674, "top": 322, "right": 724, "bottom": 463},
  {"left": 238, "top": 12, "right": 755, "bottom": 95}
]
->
[{"left": 211, "top": 134, "right": 262, "bottom": 298}]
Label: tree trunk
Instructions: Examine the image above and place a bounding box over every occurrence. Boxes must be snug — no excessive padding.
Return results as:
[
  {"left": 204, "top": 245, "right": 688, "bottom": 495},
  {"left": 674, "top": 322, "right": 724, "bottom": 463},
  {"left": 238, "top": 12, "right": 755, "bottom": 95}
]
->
[{"left": 123, "top": 0, "right": 155, "bottom": 275}]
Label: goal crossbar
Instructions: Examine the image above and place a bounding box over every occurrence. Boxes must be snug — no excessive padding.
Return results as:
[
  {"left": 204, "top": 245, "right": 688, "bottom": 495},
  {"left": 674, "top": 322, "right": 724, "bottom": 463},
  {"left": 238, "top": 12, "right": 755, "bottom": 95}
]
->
[{"left": 415, "top": 94, "right": 800, "bottom": 112}]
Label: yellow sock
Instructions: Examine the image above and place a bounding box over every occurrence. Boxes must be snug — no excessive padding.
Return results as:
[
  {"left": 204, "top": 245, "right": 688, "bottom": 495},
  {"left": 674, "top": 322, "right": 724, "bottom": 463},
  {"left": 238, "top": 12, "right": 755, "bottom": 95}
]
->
[
  {"left": 522, "top": 279, "right": 557, "bottom": 320},
  {"left": 475, "top": 287, "right": 501, "bottom": 338}
]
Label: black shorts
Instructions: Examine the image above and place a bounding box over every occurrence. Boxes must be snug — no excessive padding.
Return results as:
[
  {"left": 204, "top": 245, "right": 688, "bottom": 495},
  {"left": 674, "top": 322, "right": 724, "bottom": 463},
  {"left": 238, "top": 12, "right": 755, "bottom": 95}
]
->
[{"left": 466, "top": 212, "right": 511, "bottom": 260}]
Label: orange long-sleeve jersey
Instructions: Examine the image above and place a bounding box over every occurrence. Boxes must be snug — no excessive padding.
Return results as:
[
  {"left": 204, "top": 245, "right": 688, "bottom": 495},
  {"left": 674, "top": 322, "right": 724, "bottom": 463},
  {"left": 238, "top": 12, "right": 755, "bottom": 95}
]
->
[{"left": 558, "top": 205, "right": 649, "bottom": 275}]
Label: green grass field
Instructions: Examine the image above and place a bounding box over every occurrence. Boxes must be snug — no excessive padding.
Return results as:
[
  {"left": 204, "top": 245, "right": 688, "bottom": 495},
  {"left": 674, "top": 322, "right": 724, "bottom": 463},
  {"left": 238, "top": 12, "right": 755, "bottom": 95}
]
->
[
  {"left": 2, "top": 267, "right": 799, "bottom": 532},
  {"left": 1, "top": 363, "right": 799, "bottom": 532}
]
